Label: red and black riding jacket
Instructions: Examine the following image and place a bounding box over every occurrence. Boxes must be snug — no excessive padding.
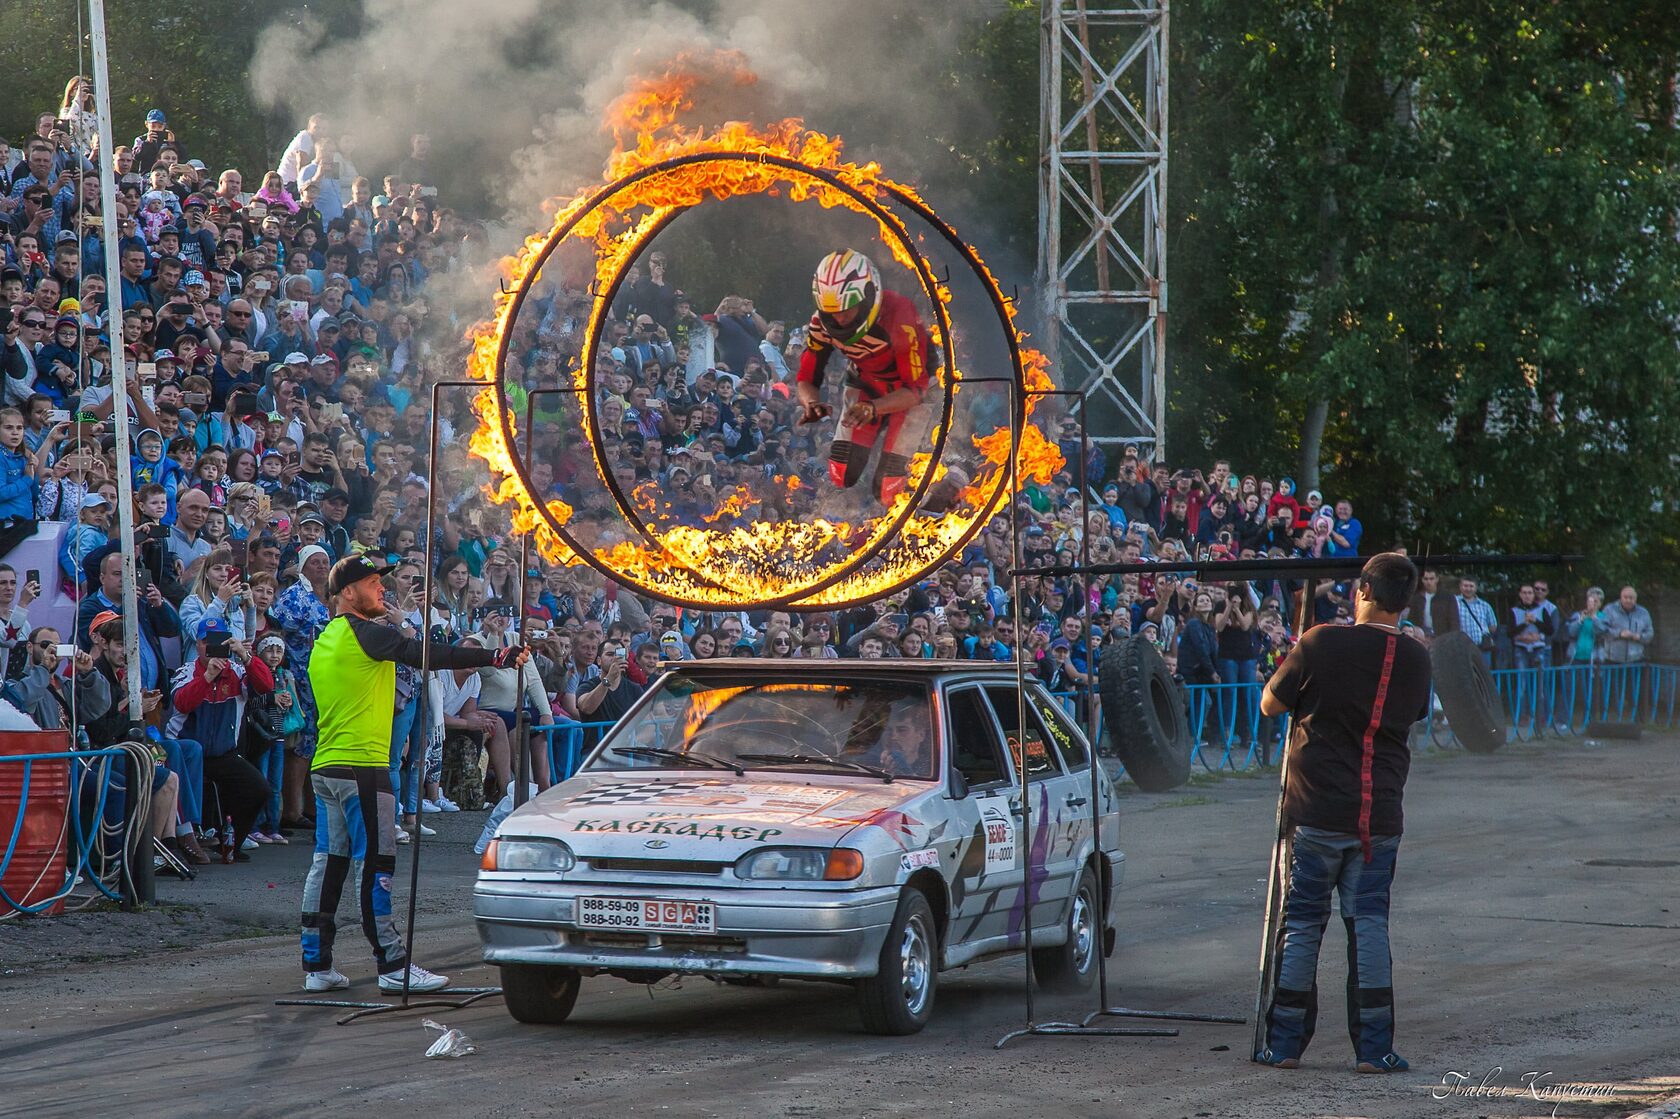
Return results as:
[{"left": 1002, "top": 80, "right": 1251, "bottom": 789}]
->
[{"left": 796, "top": 289, "right": 931, "bottom": 402}]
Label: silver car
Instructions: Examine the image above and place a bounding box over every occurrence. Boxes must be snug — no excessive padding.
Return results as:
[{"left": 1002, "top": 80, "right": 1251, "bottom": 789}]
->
[{"left": 474, "top": 659, "right": 1124, "bottom": 1034}]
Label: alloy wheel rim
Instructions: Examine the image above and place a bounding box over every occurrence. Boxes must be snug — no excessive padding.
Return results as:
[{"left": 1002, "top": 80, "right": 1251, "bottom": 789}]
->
[
  {"left": 900, "top": 914, "right": 932, "bottom": 1015},
  {"left": 1071, "top": 892, "right": 1094, "bottom": 975}
]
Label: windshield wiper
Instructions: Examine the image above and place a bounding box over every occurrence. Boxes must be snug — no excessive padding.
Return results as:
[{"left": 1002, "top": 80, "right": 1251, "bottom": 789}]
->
[
  {"left": 610, "top": 745, "right": 745, "bottom": 775},
  {"left": 737, "top": 752, "right": 894, "bottom": 783}
]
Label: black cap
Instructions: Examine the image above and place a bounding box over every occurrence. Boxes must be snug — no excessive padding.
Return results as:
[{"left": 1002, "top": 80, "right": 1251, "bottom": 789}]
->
[
  {"left": 322, "top": 487, "right": 351, "bottom": 503},
  {"left": 327, "top": 554, "right": 389, "bottom": 596}
]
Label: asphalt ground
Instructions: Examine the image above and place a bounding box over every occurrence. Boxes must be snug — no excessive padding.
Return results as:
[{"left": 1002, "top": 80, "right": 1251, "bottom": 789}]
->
[{"left": 2, "top": 732, "right": 1676, "bottom": 1119}]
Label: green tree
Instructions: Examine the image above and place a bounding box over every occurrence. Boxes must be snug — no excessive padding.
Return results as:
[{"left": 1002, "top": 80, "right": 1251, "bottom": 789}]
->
[
  {"left": 0, "top": 0, "right": 288, "bottom": 173},
  {"left": 1171, "top": 0, "right": 1680, "bottom": 578}
]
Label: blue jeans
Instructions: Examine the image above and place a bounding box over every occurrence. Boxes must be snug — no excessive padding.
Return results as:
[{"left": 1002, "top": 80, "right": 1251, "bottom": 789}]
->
[
  {"left": 254, "top": 738, "right": 284, "bottom": 831},
  {"left": 1264, "top": 826, "right": 1401, "bottom": 1062},
  {"left": 1217, "top": 658, "right": 1259, "bottom": 743},
  {"left": 389, "top": 695, "right": 426, "bottom": 815},
  {"left": 160, "top": 736, "right": 205, "bottom": 828}
]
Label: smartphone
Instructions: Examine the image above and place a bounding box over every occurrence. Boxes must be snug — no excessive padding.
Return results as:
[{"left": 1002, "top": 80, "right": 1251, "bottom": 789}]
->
[
  {"left": 184, "top": 391, "right": 208, "bottom": 408},
  {"left": 205, "top": 634, "right": 232, "bottom": 658},
  {"left": 252, "top": 279, "right": 269, "bottom": 294},
  {"left": 888, "top": 613, "right": 909, "bottom": 630},
  {"left": 25, "top": 569, "right": 40, "bottom": 588},
  {"left": 137, "top": 362, "right": 156, "bottom": 381},
  {"left": 321, "top": 402, "right": 345, "bottom": 424},
  {"left": 54, "top": 643, "right": 77, "bottom": 659},
  {"left": 251, "top": 350, "right": 270, "bottom": 362}
]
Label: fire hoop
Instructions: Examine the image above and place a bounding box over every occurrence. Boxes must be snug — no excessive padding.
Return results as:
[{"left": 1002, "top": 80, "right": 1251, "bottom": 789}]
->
[{"left": 483, "top": 143, "right": 1029, "bottom": 611}]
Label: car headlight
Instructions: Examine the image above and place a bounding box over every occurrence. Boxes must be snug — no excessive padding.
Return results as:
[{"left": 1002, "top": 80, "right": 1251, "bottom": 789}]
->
[
  {"left": 483, "top": 837, "right": 575, "bottom": 873},
  {"left": 736, "top": 847, "right": 864, "bottom": 881}
]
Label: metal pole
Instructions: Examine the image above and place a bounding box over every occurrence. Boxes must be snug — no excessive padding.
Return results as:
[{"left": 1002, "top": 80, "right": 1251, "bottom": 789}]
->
[
  {"left": 514, "top": 385, "right": 583, "bottom": 806},
  {"left": 87, "top": 0, "right": 142, "bottom": 718},
  {"left": 1037, "top": 0, "right": 1063, "bottom": 355},
  {"left": 401, "top": 379, "right": 465, "bottom": 1005},
  {"left": 1152, "top": 0, "right": 1171, "bottom": 459},
  {"left": 1009, "top": 397, "right": 1034, "bottom": 1030}
]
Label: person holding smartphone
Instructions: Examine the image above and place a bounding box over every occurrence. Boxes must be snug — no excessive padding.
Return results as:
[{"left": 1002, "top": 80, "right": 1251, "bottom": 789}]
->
[{"left": 0, "top": 563, "right": 38, "bottom": 678}]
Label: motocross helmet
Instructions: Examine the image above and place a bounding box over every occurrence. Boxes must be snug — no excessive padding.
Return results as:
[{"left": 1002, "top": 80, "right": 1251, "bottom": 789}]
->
[{"left": 812, "top": 249, "right": 881, "bottom": 345}]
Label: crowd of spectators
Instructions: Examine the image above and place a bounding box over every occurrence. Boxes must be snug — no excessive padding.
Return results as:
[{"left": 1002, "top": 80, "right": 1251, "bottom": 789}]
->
[{"left": 0, "top": 87, "right": 1659, "bottom": 867}]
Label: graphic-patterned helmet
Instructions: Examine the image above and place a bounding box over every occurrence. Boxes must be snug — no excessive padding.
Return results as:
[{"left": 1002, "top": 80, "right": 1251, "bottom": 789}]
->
[{"left": 812, "top": 250, "right": 881, "bottom": 342}]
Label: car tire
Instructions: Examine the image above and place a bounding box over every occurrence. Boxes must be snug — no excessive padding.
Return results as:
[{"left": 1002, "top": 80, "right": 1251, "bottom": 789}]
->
[
  {"left": 1032, "top": 866, "right": 1100, "bottom": 993},
  {"left": 1430, "top": 632, "right": 1506, "bottom": 753},
  {"left": 856, "top": 890, "right": 938, "bottom": 1036},
  {"left": 1101, "top": 636, "right": 1193, "bottom": 791},
  {"left": 499, "top": 963, "right": 582, "bottom": 1024}
]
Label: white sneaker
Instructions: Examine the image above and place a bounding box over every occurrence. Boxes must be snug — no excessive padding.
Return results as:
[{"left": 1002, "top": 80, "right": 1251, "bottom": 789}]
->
[
  {"left": 435, "top": 796, "right": 461, "bottom": 813},
  {"left": 421, "top": 799, "right": 442, "bottom": 813},
  {"left": 303, "top": 968, "right": 350, "bottom": 992},
  {"left": 379, "top": 964, "right": 448, "bottom": 992},
  {"left": 417, "top": 821, "right": 437, "bottom": 836},
  {"left": 241, "top": 836, "right": 261, "bottom": 851},
  {"left": 395, "top": 826, "right": 411, "bottom": 845}
]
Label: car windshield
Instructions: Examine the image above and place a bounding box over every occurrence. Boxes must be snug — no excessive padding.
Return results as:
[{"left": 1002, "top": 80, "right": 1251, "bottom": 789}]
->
[{"left": 586, "top": 674, "right": 938, "bottom": 781}]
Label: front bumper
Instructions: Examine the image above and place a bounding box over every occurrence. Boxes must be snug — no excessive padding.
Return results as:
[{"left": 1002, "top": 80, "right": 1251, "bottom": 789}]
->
[{"left": 474, "top": 879, "right": 903, "bottom": 979}]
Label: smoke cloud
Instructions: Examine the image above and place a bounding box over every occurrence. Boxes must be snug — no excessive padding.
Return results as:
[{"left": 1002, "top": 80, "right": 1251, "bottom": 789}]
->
[{"left": 249, "top": 0, "right": 998, "bottom": 233}]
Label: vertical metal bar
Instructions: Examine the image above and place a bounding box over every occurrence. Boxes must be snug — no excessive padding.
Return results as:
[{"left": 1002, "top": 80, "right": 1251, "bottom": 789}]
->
[
  {"left": 1073, "top": 0, "right": 1110, "bottom": 292},
  {"left": 87, "top": 0, "right": 143, "bottom": 719},
  {"left": 1152, "top": 0, "right": 1171, "bottom": 459},
  {"left": 1038, "top": 0, "right": 1064, "bottom": 360},
  {"left": 1009, "top": 386, "right": 1034, "bottom": 1028},
  {"left": 512, "top": 386, "right": 584, "bottom": 808},
  {"left": 402, "top": 378, "right": 479, "bottom": 1003}
]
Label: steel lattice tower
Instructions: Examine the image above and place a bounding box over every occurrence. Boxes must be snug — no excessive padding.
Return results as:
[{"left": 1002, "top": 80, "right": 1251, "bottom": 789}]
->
[{"left": 1037, "top": 0, "right": 1169, "bottom": 457}]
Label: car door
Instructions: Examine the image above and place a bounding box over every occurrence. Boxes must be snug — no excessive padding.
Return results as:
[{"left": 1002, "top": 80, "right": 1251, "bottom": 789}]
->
[
  {"left": 984, "top": 685, "right": 1078, "bottom": 939},
  {"left": 942, "top": 684, "right": 1021, "bottom": 951}
]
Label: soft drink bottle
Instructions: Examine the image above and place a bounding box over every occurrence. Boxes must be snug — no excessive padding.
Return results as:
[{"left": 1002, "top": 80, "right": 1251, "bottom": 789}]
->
[{"left": 220, "top": 814, "right": 236, "bottom": 864}]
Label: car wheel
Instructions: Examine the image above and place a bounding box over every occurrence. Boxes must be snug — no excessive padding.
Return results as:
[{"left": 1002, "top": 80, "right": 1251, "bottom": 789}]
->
[
  {"left": 856, "top": 890, "right": 938, "bottom": 1035},
  {"left": 499, "top": 963, "right": 582, "bottom": 1024},
  {"left": 1032, "top": 867, "right": 1099, "bottom": 993}
]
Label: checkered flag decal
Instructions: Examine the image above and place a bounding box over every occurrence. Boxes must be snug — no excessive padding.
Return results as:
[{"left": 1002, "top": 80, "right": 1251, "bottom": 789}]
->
[{"left": 565, "top": 780, "right": 719, "bottom": 806}]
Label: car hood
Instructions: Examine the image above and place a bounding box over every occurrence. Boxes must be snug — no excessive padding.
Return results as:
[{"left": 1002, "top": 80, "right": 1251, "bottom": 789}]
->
[{"left": 501, "top": 773, "right": 930, "bottom": 858}]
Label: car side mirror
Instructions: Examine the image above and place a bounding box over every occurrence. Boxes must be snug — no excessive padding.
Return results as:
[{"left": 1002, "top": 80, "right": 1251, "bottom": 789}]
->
[{"left": 947, "top": 768, "right": 970, "bottom": 801}]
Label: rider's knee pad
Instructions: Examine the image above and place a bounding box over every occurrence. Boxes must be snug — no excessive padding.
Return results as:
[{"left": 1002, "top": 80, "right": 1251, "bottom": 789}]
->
[
  {"left": 874, "top": 452, "right": 910, "bottom": 503},
  {"left": 829, "top": 440, "right": 868, "bottom": 489}
]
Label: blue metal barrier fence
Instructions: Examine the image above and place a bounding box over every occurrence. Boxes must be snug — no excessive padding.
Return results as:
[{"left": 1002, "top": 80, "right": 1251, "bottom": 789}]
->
[
  {"left": 518, "top": 664, "right": 1678, "bottom": 790},
  {"left": 1048, "top": 662, "right": 1678, "bottom": 783}
]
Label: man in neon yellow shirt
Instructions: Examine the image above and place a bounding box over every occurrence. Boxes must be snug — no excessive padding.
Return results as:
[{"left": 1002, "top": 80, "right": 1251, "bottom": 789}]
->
[{"left": 300, "top": 555, "right": 528, "bottom": 993}]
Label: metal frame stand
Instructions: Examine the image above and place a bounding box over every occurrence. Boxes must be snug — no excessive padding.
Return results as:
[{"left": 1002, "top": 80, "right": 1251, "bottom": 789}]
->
[
  {"left": 995, "top": 388, "right": 1241, "bottom": 1047},
  {"left": 1038, "top": 0, "right": 1171, "bottom": 458},
  {"left": 277, "top": 381, "right": 503, "bottom": 1025}
]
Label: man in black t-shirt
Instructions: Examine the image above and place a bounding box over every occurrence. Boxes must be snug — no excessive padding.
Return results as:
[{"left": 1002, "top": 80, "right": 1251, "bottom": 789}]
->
[{"left": 1255, "top": 552, "right": 1431, "bottom": 1074}]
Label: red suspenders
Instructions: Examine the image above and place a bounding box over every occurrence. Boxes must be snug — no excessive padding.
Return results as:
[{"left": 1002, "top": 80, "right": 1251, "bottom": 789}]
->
[{"left": 1357, "top": 635, "right": 1399, "bottom": 862}]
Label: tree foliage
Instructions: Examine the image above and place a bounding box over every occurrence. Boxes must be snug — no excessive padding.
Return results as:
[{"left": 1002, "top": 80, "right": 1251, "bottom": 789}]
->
[
  {"left": 1169, "top": 1, "right": 1680, "bottom": 579},
  {"left": 0, "top": 0, "right": 286, "bottom": 173}
]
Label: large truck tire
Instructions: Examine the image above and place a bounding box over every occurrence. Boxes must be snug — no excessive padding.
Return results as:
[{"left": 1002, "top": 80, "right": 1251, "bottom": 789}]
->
[
  {"left": 1430, "top": 632, "right": 1506, "bottom": 753},
  {"left": 1101, "top": 636, "right": 1193, "bottom": 791}
]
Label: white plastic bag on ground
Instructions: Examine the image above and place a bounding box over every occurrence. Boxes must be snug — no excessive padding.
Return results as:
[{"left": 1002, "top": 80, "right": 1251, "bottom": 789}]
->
[{"left": 422, "top": 1018, "right": 477, "bottom": 1058}]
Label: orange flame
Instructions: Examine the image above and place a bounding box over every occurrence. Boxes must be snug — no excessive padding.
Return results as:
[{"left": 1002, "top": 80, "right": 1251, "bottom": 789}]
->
[{"left": 463, "top": 50, "right": 1059, "bottom": 607}]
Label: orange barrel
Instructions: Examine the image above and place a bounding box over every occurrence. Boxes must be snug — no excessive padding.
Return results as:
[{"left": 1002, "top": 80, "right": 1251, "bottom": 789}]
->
[{"left": 0, "top": 730, "right": 75, "bottom": 917}]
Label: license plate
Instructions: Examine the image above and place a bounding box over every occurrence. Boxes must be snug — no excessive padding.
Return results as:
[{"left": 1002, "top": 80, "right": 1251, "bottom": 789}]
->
[{"left": 577, "top": 896, "right": 716, "bottom": 933}]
